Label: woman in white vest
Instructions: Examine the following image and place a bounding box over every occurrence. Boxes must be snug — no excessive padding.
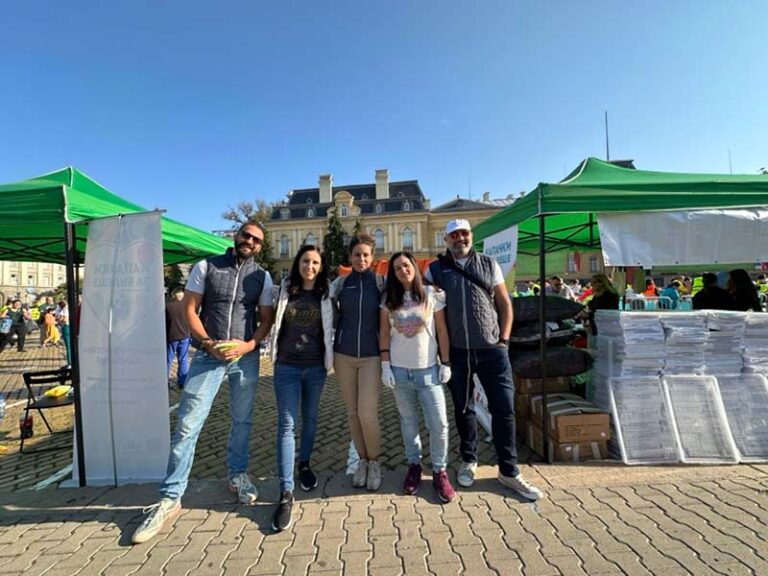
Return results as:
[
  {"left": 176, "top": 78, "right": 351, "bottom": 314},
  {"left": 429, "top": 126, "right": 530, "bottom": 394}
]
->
[{"left": 270, "top": 245, "right": 334, "bottom": 532}]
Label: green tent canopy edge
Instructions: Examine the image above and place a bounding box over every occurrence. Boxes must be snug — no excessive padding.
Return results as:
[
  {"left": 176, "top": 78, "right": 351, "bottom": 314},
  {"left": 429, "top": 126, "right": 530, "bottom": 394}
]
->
[
  {"left": 0, "top": 167, "right": 231, "bottom": 265},
  {"left": 473, "top": 157, "right": 768, "bottom": 255}
]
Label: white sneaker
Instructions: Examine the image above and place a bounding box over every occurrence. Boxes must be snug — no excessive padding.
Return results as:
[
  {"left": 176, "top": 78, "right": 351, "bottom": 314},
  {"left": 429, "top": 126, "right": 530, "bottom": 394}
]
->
[
  {"left": 352, "top": 459, "right": 368, "bottom": 488},
  {"left": 228, "top": 472, "right": 258, "bottom": 505},
  {"left": 131, "top": 498, "right": 182, "bottom": 545},
  {"left": 366, "top": 461, "right": 382, "bottom": 491},
  {"left": 456, "top": 462, "right": 478, "bottom": 488},
  {"left": 498, "top": 472, "right": 543, "bottom": 501}
]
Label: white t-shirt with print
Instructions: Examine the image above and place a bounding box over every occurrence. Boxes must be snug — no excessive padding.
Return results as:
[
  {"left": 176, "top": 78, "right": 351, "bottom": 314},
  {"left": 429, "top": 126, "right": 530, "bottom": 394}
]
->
[{"left": 381, "top": 286, "right": 445, "bottom": 370}]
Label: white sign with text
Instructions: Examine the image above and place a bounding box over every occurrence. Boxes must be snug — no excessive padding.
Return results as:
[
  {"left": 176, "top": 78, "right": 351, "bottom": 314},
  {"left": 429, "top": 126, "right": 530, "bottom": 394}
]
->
[{"left": 74, "top": 212, "right": 170, "bottom": 485}]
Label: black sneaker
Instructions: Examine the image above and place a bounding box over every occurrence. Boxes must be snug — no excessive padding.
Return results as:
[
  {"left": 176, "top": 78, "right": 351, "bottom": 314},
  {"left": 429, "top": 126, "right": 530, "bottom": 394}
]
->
[
  {"left": 298, "top": 462, "right": 317, "bottom": 492},
  {"left": 272, "top": 491, "right": 294, "bottom": 532}
]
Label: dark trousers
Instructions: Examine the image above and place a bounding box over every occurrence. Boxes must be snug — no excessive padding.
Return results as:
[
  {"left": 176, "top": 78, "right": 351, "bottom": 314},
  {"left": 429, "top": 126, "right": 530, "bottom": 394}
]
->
[
  {"left": 448, "top": 345, "right": 519, "bottom": 478},
  {"left": 0, "top": 324, "right": 26, "bottom": 352}
]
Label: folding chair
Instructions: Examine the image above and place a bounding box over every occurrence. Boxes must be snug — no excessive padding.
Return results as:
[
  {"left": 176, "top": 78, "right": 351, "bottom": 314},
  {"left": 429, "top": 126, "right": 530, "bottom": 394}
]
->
[{"left": 20, "top": 366, "right": 73, "bottom": 454}]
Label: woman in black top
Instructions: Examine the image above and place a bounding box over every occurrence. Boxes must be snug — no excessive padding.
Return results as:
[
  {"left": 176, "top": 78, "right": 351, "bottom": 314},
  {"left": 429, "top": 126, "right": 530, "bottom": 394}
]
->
[
  {"left": 586, "top": 274, "right": 620, "bottom": 335},
  {"left": 727, "top": 269, "right": 762, "bottom": 312}
]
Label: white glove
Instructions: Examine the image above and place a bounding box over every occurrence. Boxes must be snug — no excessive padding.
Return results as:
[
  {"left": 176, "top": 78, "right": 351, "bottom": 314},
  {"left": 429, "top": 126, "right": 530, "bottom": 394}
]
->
[
  {"left": 381, "top": 361, "right": 396, "bottom": 389},
  {"left": 439, "top": 364, "right": 452, "bottom": 384}
]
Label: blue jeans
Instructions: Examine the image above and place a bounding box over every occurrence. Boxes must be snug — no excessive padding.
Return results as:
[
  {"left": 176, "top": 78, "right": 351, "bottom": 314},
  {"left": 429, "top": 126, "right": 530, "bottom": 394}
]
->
[
  {"left": 167, "top": 337, "right": 191, "bottom": 387},
  {"left": 273, "top": 363, "right": 327, "bottom": 492},
  {"left": 159, "top": 350, "right": 260, "bottom": 500},
  {"left": 391, "top": 365, "right": 449, "bottom": 471},
  {"left": 448, "top": 346, "right": 519, "bottom": 477}
]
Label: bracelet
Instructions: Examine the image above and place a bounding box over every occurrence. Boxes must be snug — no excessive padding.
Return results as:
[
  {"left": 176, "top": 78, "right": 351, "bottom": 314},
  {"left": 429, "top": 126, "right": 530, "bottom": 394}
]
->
[
  {"left": 379, "top": 349, "right": 390, "bottom": 353},
  {"left": 441, "top": 360, "right": 451, "bottom": 367}
]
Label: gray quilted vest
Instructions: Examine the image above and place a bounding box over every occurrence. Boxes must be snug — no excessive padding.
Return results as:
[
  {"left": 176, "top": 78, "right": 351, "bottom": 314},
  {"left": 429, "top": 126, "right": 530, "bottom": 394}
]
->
[
  {"left": 429, "top": 250, "right": 499, "bottom": 349},
  {"left": 199, "top": 248, "right": 266, "bottom": 342}
]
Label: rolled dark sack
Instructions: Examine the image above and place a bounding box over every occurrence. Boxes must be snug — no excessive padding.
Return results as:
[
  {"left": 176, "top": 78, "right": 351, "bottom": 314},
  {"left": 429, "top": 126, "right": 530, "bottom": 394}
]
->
[
  {"left": 509, "top": 346, "right": 593, "bottom": 378},
  {"left": 513, "top": 296, "right": 584, "bottom": 323},
  {"left": 509, "top": 321, "right": 575, "bottom": 349}
]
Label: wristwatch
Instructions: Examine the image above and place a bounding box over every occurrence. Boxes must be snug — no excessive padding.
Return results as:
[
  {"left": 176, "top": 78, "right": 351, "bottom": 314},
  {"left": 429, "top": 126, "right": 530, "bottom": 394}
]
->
[{"left": 498, "top": 338, "right": 509, "bottom": 346}]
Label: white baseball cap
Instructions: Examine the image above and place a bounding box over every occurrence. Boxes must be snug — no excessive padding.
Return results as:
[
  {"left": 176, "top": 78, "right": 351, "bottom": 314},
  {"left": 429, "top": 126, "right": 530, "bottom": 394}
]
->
[{"left": 445, "top": 219, "right": 472, "bottom": 235}]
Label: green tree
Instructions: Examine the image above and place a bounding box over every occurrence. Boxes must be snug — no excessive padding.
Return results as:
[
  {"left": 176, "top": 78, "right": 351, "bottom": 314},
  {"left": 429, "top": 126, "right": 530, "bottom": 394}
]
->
[
  {"left": 323, "top": 208, "right": 347, "bottom": 274},
  {"left": 221, "top": 199, "right": 278, "bottom": 279}
]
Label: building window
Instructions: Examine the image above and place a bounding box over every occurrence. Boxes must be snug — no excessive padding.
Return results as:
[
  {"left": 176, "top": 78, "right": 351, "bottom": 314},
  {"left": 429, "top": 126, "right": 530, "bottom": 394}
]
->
[
  {"left": 27, "top": 275, "right": 34, "bottom": 285},
  {"left": 281, "top": 209, "right": 290, "bottom": 220},
  {"left": 306, "top": 197, "right": 313, "bottom": 205},
  {"left": 589, "top": 256, "right": 599, "bottom": 273},
  {"left": 434, "top": 231, "right": 444, "bottom": 248},
  {"left": 43, "top": 275, "right": 51, "bottom": 286},
  {"left": 343, "top": 234, "right": 351, "bottom": 247},
  {"left": 304, "top": 233, "right": 316, "bottom": 246},
  {"left": 57, "top": 276, "right": 64, "bottom": 284},
  {"left": 361, "top": 193, "right": 368, "bottom": 200},
  {"left": 567, "top": 254, "right": 578, "bottom": 273},
  {"left": 339, "top": 205, "right": 348, "bottom": 217},
  {"left": 10, "top": 273, "right": 17, "bottom": 284},
  {"left": 374, "top": 229, "right": 385, "bottom": 255},
  {"left": 279, "top": 235, "right": 289, "bottom": 258},
  {"left": 403, "top": 200, "right": 411, "bottom": 211},
  {"left": 375, "top": 203, "right": 383, "bottom": 214},
  {"left": 401, "top": 227, "right": 414, "bottom": 251},
  {"left": 307, "top": 208, "right": 315, "bottom": 218},
  {"left": 398, "top": 191, "right": 404, "bottom": 198}
]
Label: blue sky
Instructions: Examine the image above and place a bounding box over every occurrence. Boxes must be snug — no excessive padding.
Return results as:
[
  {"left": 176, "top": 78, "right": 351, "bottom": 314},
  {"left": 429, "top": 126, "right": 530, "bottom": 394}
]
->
[{"left": 2, "top": 1, "right": 766, "bottom": 232}]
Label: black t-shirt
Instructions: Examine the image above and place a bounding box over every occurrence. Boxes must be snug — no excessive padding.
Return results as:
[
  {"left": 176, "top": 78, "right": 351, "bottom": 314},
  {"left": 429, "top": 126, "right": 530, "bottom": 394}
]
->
[
  {"left": 277, "top": 289, "right": 324, "bottom": 366},
  {"left": 165, "top": 299, "right": 190, "bottom": 341},
  {"left": 692, "top": 286, "right": 736, "bottom": 311}
]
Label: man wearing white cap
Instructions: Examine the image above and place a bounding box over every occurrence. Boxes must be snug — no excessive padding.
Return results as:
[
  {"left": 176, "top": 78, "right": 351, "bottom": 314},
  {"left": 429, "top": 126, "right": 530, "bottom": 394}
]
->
[{"left": 424, "top": 219, "right": 541, "bottom": 500}]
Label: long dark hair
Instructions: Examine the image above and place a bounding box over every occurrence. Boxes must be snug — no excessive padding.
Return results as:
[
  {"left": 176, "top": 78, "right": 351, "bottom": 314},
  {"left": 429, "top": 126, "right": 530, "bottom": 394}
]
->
[
  {"left": 385, "top": 251, "right": 425, "bottom": 311},
  {"left": 728, "top": 268, "right": 761, "bottom": 312},
  {"left": 287, "top": 245, "right": 329, "bottom": 298}
]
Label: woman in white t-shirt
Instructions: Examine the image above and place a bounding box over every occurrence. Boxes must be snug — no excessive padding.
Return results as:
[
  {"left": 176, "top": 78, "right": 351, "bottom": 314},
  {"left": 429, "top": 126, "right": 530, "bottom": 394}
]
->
[{"left": 379, "top": 252, "right": 456, "bottom": 502}]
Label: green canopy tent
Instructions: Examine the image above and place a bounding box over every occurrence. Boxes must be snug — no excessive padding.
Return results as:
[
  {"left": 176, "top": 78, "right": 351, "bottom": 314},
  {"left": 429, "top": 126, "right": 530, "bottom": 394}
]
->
[
  {"left": 0, "top": 167, "right": 231, "bottom": 485},
  {"left": 474, "top": 157, "right": 768, "bottom": 255},
  {"left": 0, "top": 167, "right": 230, "bottom": 265},
  {"left": 472, "top": 158, "right": 768, "bottom": 463}
]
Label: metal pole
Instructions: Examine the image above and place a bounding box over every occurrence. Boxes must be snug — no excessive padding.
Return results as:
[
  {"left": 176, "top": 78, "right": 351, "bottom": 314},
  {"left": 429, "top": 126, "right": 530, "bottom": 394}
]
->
[
  {"left": 538, "top": 214, "right": 551, "bottom": 463},
  {"left": 64, "top": 223, "right": 86, "bottom": 486}
]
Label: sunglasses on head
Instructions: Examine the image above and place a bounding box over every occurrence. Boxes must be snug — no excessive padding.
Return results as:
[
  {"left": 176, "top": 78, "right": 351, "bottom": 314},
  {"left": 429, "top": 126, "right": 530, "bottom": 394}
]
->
[
  {"left": 449, "top": 230, "right": 471, "bottom": 239},
  {"left": 238, "top": 230, "right": 263, "bottom": 244}
]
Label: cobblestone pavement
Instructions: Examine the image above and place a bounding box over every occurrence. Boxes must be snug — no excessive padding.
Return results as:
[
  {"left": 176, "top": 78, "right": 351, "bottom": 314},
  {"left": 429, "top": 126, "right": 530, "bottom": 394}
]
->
[{"left": 1, "top": 344, "right": 767, "bottom": 575}]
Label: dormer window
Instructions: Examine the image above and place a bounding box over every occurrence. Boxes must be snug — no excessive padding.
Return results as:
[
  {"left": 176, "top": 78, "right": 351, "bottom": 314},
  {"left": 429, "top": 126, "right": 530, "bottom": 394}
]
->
[
  {"left": 340, "top": 205, "right": 348, "bottom": 217},
  {"left": 398, "top": 191, "right": 405, "bottom": 198},
  {"left": 281, "top": 209, "right": 290, "bottom": 220},
  {"left": 361, "top": 193, "right": 368, "bottom": 200},
  {"left": 306, "top": 197, "right": 313, "bottom": 205},
  {"left": 375, "top": 203, "right": 383, "bottom": 214},
  {"left": 403, "top": 200, "right": 411, "bottom": 211},
  {"left": 307, "top": 208, "right": 315, "bottom": 218}
]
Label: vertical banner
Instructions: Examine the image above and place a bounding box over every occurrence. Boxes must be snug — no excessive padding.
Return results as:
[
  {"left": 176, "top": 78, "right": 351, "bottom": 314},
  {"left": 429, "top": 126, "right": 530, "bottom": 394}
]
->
[
  {"left": 482, "top": 226, "right": 518, "bottom": 291},
  {"left": 74, "top": 213, "right": 170, "bottom": 485}
]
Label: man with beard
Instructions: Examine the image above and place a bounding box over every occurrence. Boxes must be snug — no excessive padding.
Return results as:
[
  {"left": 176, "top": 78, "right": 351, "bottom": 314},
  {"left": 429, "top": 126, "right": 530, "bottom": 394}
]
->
[
  {"left": 132, "top": 221, "right": 274, "bottom": 545},
  {"left": 424, "top": 219, "right": 542, "bottom": 501}
]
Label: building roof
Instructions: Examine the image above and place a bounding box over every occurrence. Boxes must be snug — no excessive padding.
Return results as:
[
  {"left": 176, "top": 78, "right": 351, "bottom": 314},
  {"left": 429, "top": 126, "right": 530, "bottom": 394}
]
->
[
  {"left": 432, "top": 197, "right": 500, "bottom": 212},
  {"left": 271, "top": 179, "right": 427, "bottom": 219}
]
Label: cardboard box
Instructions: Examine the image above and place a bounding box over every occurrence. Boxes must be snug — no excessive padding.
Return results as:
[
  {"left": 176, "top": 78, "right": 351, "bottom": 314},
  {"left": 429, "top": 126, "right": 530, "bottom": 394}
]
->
[
  {"left": 527, "top": 423, "right": 609, "bottom": 463},
  {"left": 514, "top": 373, "right": 571, "bottom": 395},
  {"left": 529, "top": 393, "right": 610, "bottom": 443}
]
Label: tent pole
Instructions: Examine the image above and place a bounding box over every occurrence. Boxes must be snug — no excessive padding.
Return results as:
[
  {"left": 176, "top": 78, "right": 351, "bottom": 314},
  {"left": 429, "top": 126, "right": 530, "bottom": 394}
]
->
[
  {"left": 589, "top": 213, "right": 595, "bottom": 247},
  {"left": 65, "top": 223, "right": 86, "bottom": 487},
  {"left": 538, "top": 215, "right": 551, "bottom": 463}
]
